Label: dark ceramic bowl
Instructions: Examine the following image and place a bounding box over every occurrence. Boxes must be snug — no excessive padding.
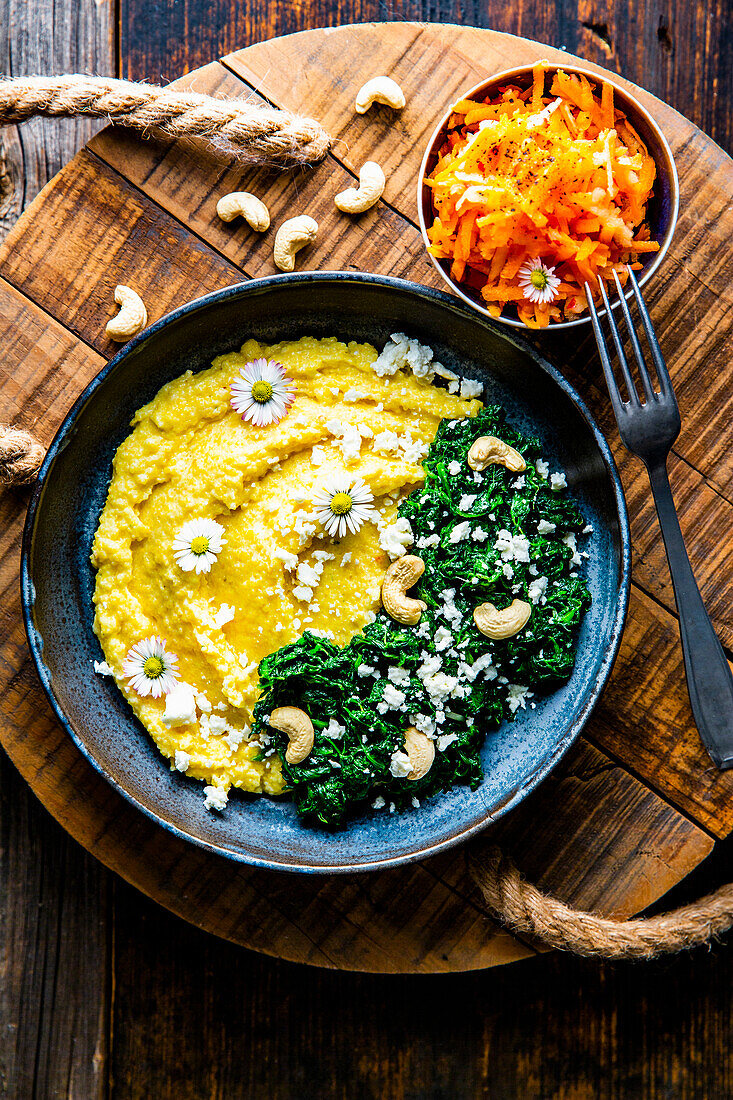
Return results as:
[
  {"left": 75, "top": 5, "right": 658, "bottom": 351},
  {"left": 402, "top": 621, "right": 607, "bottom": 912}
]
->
[
  {"left": 418, "top": 62, "right": 679, "bottom": 330},
  {"left": 22, "top": 273, "right": 630, "bottom": 873}
]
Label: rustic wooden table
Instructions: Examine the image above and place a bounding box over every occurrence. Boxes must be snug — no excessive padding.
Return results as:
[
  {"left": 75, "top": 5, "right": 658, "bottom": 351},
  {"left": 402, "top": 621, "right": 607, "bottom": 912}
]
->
[{"left": 2, "top": 2, "right": 733, "bottom": 1097}]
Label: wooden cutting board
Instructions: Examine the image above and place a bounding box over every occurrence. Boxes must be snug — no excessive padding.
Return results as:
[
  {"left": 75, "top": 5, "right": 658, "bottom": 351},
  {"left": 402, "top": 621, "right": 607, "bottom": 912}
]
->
[{"left": 1, "top": 22, "right": 732, "bottom": 973}]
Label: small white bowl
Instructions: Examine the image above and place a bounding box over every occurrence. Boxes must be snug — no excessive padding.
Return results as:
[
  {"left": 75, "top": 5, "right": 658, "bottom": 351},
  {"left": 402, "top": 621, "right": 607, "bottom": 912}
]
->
[{"left": 417, "top": 63, "right": 680, "bottom": 330}]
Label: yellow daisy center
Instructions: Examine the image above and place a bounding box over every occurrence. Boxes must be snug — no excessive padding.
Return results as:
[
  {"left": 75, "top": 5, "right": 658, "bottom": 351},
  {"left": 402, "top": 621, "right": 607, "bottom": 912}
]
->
[
  {"left": 330, "top": 492, "right": 353, "bottom": 516},
  {"left": 251, "top": 380, "right": 274, "bottom": 403},
  {"left": 143, "top": 655, "right": 165, "bottom": 679},
  {"left": 190, "top": 535, "right": 210, "bottom": 555},
  {"left": 530, "top": 269, "right": 548, "bottom": 289}
]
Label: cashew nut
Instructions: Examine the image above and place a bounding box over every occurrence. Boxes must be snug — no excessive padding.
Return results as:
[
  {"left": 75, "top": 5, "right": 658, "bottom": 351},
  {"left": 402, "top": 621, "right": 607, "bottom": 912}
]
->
[
  {"left": 403, "top": 726, "right": 435, "bottom": 781},
  {"left": 335, "top": 161, "right": 386, "bottom": 214},
  {"left": 269, "top": 706, "right": 315, "bottom": 765},
  {"left": 468, "top": 435, "right": 526, "bottom": 474},
  {"left": 473, "top": 599, "right": 532, "bottom": 640},
  {"left": 273, "top": 215, "right": 318, "bottom": 272},
  {"left": 381, "top": 555, "right": 427, "bottom": 626},
  {"left": 355, "top": 76, "right": 406, "bottom": 114},
  {"left": 105, "top": 285, "right": 147, "bottom": 341},
  {"left": 216, "top": 191, "right": 270, "bottom": 232}
]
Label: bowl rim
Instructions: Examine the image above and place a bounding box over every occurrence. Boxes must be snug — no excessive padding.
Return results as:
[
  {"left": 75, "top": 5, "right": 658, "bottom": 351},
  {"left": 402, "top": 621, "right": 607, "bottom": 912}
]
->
[
  {"left": 417, "top": 61, "right": 681, "bottom": 331},
  {"left": 20, "top": 271, "right": 632, "bottom": 873}
]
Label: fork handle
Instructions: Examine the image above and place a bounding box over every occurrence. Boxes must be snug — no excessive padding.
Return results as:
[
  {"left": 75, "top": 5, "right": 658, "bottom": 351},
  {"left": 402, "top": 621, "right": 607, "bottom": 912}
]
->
[{"left": 647, "top": 461, "right": 733, "bottom": 769}]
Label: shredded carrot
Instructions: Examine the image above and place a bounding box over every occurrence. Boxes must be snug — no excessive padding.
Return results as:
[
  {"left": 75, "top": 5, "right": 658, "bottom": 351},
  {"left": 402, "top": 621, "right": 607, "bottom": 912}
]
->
[{"left": 423, "top": 69, "right": 659, "bottom": 327}]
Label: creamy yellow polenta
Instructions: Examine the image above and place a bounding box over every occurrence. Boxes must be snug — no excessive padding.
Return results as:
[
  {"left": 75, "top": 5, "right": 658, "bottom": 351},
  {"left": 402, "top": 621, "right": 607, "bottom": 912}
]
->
[{"left": 92, "top": 336, "right": 479, "bottom": 801}]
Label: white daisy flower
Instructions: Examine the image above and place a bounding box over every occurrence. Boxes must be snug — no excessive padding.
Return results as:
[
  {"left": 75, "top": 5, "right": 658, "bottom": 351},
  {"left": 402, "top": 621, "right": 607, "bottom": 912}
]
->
[
  {"left": 230, "top": 358, "right": 295, "bottom": 426},
  {"left": 173, "top": 518, "right": 226, "bottom": 574},
  {"left": 313, "top": 475, "right": 376, "bottom": 539},
  {"left": 123, "top": 636, "right": 179, "bottom": 698},
  {"left": 518, "top": 258, "right": 562, "bottom": 304}
]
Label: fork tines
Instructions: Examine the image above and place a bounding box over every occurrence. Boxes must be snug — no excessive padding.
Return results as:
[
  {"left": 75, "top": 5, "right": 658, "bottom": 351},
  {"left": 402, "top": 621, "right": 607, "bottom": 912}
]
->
[{"left": 585, "top": 267, "right": 675, "bottom": 414}]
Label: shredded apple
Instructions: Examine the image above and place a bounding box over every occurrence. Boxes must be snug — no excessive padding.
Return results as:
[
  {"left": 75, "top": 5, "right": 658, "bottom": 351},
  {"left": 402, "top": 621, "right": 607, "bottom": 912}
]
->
[{"left": 424, "top": 67, "right": 659, "bottom": 328}]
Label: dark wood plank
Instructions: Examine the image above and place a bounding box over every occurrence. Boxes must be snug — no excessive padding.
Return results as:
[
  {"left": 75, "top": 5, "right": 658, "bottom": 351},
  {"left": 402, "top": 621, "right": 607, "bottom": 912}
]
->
[
  {"left": 0, "top": 0, "right": 115, "bottom": 240},
  {"left": 0, "top": 3, "right": 115, "bottom": 1098},
  {"left": 0, "top": 751, "right": 110, "bottom": 1099},
  {"left": 108, "top": 855, "right": 733, "bottom": 1100},
  {"left": 119, "top": 1, "right": 733, "bottom": 160}
]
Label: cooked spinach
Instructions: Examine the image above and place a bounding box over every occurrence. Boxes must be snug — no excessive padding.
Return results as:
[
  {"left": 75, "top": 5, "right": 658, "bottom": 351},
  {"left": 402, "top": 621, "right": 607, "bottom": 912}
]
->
[{"left": 252, "top": 406, "right": 591, "bottom": 826}]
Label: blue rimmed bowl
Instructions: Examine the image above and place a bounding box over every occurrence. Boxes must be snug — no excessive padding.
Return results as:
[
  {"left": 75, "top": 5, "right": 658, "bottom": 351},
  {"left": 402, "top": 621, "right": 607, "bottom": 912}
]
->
[{"left": 21, "top": 273, "right": 630, "bottom": 873}]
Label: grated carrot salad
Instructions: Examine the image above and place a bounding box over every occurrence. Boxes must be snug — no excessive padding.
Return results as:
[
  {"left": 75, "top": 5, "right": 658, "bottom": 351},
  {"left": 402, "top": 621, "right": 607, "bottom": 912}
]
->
[{"left": 424, "top": 67, "right": 659, "bottom": 328}]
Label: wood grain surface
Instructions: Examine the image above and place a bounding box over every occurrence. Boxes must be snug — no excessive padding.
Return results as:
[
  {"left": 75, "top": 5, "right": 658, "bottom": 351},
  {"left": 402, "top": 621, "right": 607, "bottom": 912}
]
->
[{"left": 2, "top": 4, "right": 733, "bottom": 1098}]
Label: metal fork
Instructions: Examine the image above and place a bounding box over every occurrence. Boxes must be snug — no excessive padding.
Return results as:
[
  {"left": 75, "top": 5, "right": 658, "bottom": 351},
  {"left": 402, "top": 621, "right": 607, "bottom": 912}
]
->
[{"left": 586, "top": 268, "right": 733, "bottom": 769}]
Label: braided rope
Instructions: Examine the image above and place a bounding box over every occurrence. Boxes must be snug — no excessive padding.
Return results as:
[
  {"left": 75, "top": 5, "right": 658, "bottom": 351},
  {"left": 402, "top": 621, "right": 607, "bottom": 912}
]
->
[
  {"left": 471, "top": 844, "right": 733, "bottom": 958},
  {"left": 0, "top": 75, "right": 331, "bottom": 166}
]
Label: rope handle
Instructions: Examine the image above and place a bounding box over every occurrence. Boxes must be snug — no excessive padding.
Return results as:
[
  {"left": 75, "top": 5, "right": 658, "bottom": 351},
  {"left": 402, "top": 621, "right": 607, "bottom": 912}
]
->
[
  {"left": 0, "top": 74, "right": 331, "bottom": 166},
  {"left": 471, "top": 844, "right": 733, "bottom": 958}
]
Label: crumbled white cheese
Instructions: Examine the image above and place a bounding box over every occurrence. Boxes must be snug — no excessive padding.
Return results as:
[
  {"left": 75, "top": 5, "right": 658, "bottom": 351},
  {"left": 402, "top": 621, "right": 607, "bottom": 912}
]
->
[
  {"left": 310, "top": 445, "right": 327, "bottom": 467},
  {"left": 377, "top": 683, "right": 407, "bottom": 714},
  {"left": 550, "top": 471, "right": 567, "bottom": 490},
  {"left": 379, "top": 517, "right": 414, "bottom": 560},
  {"left": 528, "top": 575, "right": 549, "bottom": 604},
  {"left": 173, "top": 749, "right": 191, "bottom": 772},
  {"left": 458, "top": 653, "right": 497, "bottom": 682},
  {"left": 512, "top": 476, "right": 526, "bottom": 490},
  {"left": 535, "top": 459, "right": 549, "bottom": 479},
  {"left": 449, "top": 521, "right": 471, "bottom": 544},
  {"left": 448, "top": 460, "right": 462, "bottom": 476},
  {"left": 373, "top": 332, "right": 437, "bottom": 380},
  {"left": 416, "top": 533, "right": 440, "bottom": 550},
  {"left": 387, "top": 665, "right": 411, "bottom": 687},
  {"left": 214, "top": 603, "right": 235, "bottom": 628},
  {"left": 93, "top": 660, "right": 113, "bottom": 677},
  {"left": 389, "top": 750, "right": 412, "bottom": 778},
  {"left": 203, "top": 785, "right": 229, "bottom": 812},
  {"left": 410, "top": 712, "right": 437, "bottom": 737},
  {"left": 582, "top": 524, "right": 594, "bottom": 535},
  {"left": 562, "top": 532, "right": 583, "bottom": 566},
  {"left": 436, "top": 732, "right": 458, "bottom": 751},
  {"left": 460, "top": 378, "right": 483, "bottom": 399},
  {"left": 196, "top": 693, "right": 212, "bottom": 713},
  {"left": 537, "top": 520, "right": 556, "bottom": 535},
  {"left": 472, "top": 527, "right": 489, "bottom": 543},
  {"left": 507, "top": 684, "right": 531, "bottom": 713},
  {"left": 340, "top": 552, "right": 353, "bottom": 566},
  {"left": 459, "top": 494, "right": 477, "bottom": 511},
  {"left": 224, "top": 726, "right": 246, "bottom": 754},
  {"left": 434, "top": 626, "right": 453, "bottom": 651},
  {"left": 372, "top": 795, "right": 386, "bottom": 809},
  {"left": 292, "top": 584, "right": 314, "bottom": 603},
  {"left": 343, "top": 388, "right": 367, "bottom": 402},
  {"left": 323, "top": 718, "right": 346, "bottom": 739},
  {"left": 357, "top": 663, "right": 376, "bottom": 677},
  {"left": 494, "top": 529, "right": 531, "bottom": 563},
  {"left": 209, "top": 714, "right": 228, "bottom": 735},
  {"left": 274, "top": 548, "right": 299, "bottom": 571},
  {"left": 162, "top": 682, "right": 197, "bottom": 727}
]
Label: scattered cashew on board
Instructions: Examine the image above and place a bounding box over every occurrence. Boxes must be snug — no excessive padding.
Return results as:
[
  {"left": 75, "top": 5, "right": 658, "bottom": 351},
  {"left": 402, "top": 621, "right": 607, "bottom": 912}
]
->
[
  {"left": 354, "top": 76, "right": 406, "bottom": 113},
  {"left": 216, "top": 191, "right": 271, "bottom": 232},
  {"left": 273, "top": 215, "right": 319, "bottom": 272},
  {"left": 335, "top": 161, "right": 386, "bottom": 214},
  {"left": 105, "top": 285, "right": 148, "bottom": 342}
]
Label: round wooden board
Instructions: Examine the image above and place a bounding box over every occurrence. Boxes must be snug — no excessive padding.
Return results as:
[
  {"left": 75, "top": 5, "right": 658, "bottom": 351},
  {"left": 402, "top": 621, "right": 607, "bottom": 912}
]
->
[{"left": 2, "top": 23, "right": 733, "bottom": 973}]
